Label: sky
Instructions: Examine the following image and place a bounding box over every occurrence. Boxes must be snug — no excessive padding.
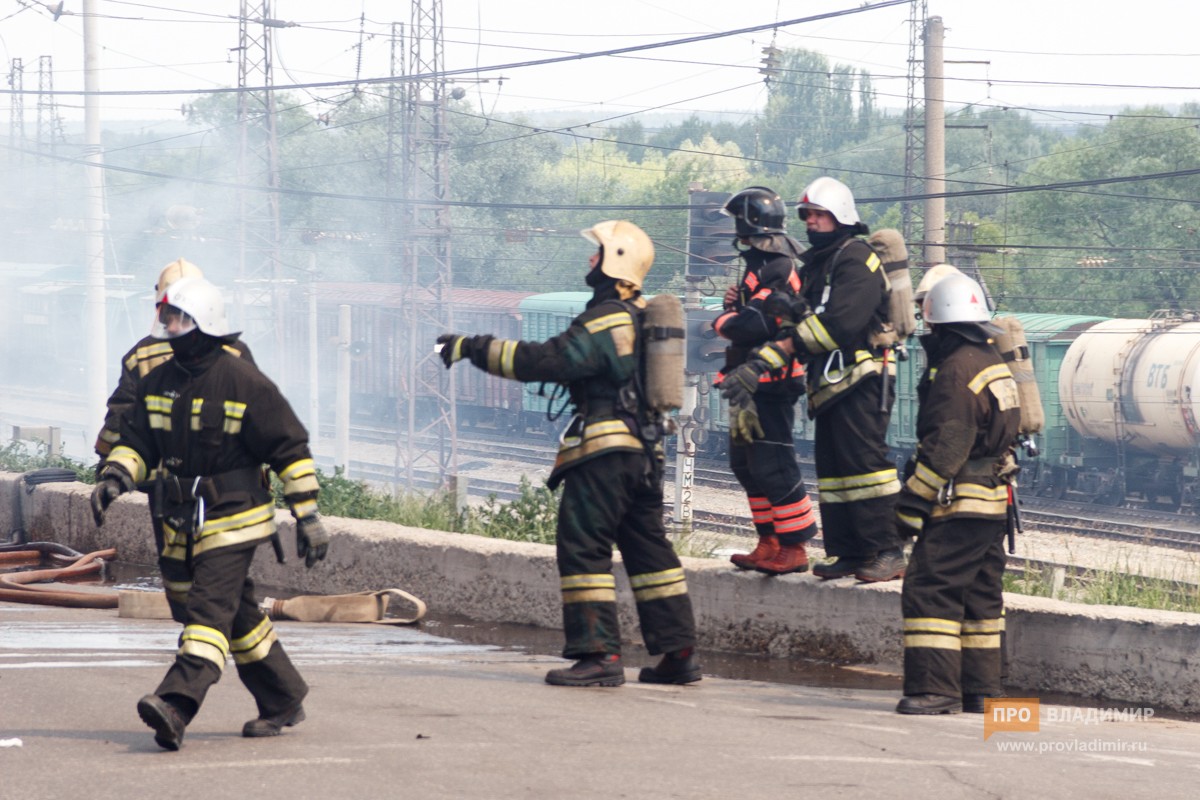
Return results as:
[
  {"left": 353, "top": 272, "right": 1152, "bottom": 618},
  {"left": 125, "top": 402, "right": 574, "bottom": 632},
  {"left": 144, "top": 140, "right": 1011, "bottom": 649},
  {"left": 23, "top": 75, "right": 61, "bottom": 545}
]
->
[{"left": 1, "top": 0, "right": 1199, "bottom": 127}]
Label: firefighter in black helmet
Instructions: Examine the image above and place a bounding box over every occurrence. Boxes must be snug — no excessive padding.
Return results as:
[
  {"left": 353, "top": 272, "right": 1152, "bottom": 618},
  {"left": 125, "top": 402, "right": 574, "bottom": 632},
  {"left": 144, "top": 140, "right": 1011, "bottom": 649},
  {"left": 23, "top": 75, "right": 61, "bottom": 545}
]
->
[
  {"left": 896, "top": 274, "right": 1020, "bottom": 715},
  {"left": 437, "top": 221, "right": 700, "bottom": 687},
  {"left": 713, "top": 186, "right": 817, "bottom": 575}
]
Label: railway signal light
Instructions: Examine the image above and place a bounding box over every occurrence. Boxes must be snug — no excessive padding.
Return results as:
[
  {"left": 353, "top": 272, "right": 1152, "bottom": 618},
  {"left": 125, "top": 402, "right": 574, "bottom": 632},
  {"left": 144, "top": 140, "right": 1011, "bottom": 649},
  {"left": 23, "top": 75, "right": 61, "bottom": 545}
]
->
[
  {"left": 687, "top": 191, "right": 736, "bottom": 279},
  {"left": 686, "top": 308, "right": 724, "bottom": 373}
]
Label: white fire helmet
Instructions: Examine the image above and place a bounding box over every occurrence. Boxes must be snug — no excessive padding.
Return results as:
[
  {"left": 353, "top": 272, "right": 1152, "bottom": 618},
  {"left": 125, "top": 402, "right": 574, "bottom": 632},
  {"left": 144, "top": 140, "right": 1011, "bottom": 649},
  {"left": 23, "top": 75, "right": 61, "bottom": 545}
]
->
[
  {"left": 913, "top": 263, "right": 964, "bottom": 303},
  {"left": 152, "top": 276, "right": 234, "bottom": 339},
  {"left": 796, "top": 176, "right": 860, "bottom": 226},
  {"left": 922, "top": 273, "right": 993, "bottom": 325},
  {"left": 580, "top": 219, "right": 655, "bottom": 290}
]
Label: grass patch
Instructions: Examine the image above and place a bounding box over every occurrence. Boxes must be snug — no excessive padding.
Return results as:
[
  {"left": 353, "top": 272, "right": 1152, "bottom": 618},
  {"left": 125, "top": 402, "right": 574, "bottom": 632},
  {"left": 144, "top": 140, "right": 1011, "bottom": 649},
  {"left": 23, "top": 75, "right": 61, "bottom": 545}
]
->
[{"left": 0, "top": 441, "right": 94, "bottom": 483}]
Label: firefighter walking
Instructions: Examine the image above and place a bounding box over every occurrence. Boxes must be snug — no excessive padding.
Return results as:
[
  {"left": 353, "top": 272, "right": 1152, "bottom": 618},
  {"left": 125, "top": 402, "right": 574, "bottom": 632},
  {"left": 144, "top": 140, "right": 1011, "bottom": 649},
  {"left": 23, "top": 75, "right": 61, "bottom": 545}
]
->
[
  {"left": 713, "top": 186, "right": 817, "bottom": 575},
  {"left": 91, "top": 276, "right": 330, "bottom": 749},
  {"left": 894, "top": 274, "right": 1020, "bottom": 714},
  {"left": 437, "top": 220, "right": 700, "bottom": 687}
]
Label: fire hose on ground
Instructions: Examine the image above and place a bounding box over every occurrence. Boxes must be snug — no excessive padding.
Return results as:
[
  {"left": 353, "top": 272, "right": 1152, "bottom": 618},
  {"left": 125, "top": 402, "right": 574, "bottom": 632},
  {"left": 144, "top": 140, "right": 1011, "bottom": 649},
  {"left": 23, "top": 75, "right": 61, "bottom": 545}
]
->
[{"left": 1, "top": 542, "right": 426, "bottom": 623}]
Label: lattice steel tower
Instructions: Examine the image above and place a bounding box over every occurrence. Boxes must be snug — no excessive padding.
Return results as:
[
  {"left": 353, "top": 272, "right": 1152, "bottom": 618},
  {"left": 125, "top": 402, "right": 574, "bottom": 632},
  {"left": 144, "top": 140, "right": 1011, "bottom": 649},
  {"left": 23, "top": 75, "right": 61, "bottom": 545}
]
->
[
  {"left": 36, "top": 56, "right": 63, "bottom": 154},
  {"left": 901, "top": 0, "right": 928, "bottom": 257},
  {"left": 8, "top": 58, "right": 24, "bottom": 163},
  {"left": 395, "top": 0, "right": 457, "bottom": 489},
  {"left": 237, "top": 0, "right": 285, "bottom": 371}
]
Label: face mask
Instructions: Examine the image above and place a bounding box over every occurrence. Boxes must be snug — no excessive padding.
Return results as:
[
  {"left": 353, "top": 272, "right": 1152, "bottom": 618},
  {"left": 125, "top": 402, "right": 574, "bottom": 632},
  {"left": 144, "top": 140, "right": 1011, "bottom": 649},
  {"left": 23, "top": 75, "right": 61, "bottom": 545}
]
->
[
  {"left": 806, "top": 229, "right": 841, "bottom": 249},
  {"left": 169, "top": 329, "right": 216, "bottom": 362}
]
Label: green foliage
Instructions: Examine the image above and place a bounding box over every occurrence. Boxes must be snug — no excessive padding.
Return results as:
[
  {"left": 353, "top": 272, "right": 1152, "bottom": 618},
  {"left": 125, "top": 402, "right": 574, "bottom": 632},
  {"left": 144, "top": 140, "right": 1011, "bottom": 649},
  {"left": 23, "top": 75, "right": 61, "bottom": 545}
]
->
[
  {"left": 1007, "top": 108, "right": 1200, "bottom": 316},
  {"left": 0, "top": 441, "right": 94, "bottom": 483},
  {"left": 464, "top": 476, "right": 561, "bottom": 544},
  {"left": 272, "top": 468, "right": 560, "bottom": 544},
  {"left": 271, "top": 467, "right": 465, "bottom": 531}
]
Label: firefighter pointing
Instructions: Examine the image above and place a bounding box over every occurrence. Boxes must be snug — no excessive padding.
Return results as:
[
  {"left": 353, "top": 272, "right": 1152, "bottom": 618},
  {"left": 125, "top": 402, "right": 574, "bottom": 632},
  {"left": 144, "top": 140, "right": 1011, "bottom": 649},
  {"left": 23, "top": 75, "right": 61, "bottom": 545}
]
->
[
  {"left": 91, "top": 276, "right": 328, "bottom": 749},
  {"left": 438, "top": 220, "right": 701, "bottom": 687}
]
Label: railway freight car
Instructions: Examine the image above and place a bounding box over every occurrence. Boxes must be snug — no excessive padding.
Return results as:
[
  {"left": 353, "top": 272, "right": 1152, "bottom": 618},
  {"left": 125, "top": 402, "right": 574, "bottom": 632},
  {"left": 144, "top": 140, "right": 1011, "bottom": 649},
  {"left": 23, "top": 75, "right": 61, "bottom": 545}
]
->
[
  {"left": 1057, "top": 312, "right": 1200, "bottom": 510},
  {"left": 286, "top": 283, "right": 534, "bottom": 431}
]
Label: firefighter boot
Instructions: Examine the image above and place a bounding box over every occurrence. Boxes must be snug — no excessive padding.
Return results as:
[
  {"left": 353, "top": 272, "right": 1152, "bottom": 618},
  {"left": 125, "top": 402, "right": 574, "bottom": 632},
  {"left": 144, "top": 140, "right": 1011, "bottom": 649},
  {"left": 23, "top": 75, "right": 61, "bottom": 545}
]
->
[
  {"left": 812, "top": 556, "right": 868, "bottom": 580},
  {"left": 545, "top": 654, "right": 625, "bottom": 687},
  {"left": 854, "top": 548, "right": 907, "bottom": 582},
  {"left": 243, "top": 702, "right": 307, "bottom": 737},
  {"left": 896, "top": 694, "right": 962, "bottom": 715},
  {"left": 137, "top": 694, "right": 187, "bottom": 751},
  {"left": 963, "top": 694, "right": 1004, "bottom": 713},
  {"left": 730, "top": 535, "right": 779, "bottom": 570},
  {"left": 754, "top": 542, "right": 809, "bottom": 575},
  {"left": 638, "top": 648, "right": 702, "bottom": 685}
]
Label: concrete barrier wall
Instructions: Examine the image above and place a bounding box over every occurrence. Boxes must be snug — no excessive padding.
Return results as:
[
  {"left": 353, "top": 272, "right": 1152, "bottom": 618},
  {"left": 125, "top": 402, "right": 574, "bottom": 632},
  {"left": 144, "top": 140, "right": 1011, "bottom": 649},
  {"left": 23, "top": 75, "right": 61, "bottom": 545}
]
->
[{"left": 4, "top": 472, "right": 1199, "bottom": 712}]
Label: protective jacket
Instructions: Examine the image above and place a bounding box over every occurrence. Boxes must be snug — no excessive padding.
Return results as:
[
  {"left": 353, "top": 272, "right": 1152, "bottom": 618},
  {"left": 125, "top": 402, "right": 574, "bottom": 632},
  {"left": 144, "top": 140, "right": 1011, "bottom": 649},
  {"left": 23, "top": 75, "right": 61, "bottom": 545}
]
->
[
  {"left": 713, "top": 247, "right": 805, "bottom": 397},
  {"left": 95, "top": 335, "right": 254, "bottom": 458},
  {"left": 897, "top": 330, "right": 1021, "bottom": 532},
  {"left": 793, "top": 234, "right": 892, "bottom": 415},
  {"left": 105, "top": 343, "right": 318, "bottom": 563},
  {"left": 467, "top": 294, "right": 651, "bottom": 488}
]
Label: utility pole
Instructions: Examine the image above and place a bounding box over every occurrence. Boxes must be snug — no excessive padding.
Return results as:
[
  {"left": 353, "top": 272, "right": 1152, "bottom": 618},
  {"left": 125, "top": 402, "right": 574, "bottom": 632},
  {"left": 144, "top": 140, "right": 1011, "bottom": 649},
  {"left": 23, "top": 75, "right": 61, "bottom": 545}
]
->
[
  {"left": 83, "top": 0, "right": 108, "bottom": 444},
  {"left": 923, "top": 16, "right": 946, "bottom": 265},
  {"left": 398, "top": 0, "right": 457, "bottom": 490}
]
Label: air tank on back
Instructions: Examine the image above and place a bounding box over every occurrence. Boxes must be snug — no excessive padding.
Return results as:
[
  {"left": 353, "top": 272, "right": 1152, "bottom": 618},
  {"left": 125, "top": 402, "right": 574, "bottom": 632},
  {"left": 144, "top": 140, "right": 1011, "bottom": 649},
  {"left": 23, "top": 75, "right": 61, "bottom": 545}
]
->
[{"left": 1059, "top": 317, "right": 1200, "bottom": 455}]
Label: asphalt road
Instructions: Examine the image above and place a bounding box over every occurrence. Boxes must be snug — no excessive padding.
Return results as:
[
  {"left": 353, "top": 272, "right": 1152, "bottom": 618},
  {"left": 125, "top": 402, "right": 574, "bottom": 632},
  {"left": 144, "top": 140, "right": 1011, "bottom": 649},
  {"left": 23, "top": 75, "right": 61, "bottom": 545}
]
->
[{"left": 4, "top": 601, "right": 1200, "bottom": 800}]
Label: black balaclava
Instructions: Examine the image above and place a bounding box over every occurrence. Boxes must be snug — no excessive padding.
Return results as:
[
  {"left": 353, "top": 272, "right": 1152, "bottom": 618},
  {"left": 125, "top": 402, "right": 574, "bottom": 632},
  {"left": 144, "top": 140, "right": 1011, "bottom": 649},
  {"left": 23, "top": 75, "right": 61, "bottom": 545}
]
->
[
  {"left": 170, "top": 329, "right": 221, "bottom": 364},
  {"left": 806, "top": 228, "right": 843, "bottom": 249},
  {"left": 585, "top": 246, "right": 623, "bottom": 308},
  {"left": 807, "top": 222, "right": 869, "bottom": 249}
]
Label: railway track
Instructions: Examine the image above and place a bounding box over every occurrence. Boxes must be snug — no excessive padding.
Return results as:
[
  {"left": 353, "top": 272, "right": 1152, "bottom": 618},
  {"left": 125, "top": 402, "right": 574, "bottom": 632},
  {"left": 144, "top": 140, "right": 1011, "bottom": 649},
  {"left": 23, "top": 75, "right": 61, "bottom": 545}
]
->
[{"left": 326, "top": 426, "right": 1200, "bottom": 556}]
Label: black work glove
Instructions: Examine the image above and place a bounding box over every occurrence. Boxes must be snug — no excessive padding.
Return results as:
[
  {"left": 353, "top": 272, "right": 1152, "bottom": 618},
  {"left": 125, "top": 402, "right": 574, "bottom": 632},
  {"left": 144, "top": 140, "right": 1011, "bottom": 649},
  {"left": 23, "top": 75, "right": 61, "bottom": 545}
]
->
[
  {"left": 295, "top": 514, "right": 330, "bottom": 568},
  {"left": 762, "top": 292, "right": 810, "bottom": 325},
  {"left": 439, "top": 331, "right": 489, "bottom": 369},
  {"left": 90, "top": 466, "right": 136, "bottom": 527},
  {"left": 728, "top": 396, "right": 764, "bottom": 446},
  {"left": 719, "top": 342, "right": 788, "bottom": 408}
]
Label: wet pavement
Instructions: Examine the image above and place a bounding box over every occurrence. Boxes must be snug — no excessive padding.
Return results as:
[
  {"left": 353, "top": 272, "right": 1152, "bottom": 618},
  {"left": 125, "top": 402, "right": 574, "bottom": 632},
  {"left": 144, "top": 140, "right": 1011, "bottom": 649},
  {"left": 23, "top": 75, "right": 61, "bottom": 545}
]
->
[{"left": 5, "top": 600, "right": 1200, "bottom": 800}]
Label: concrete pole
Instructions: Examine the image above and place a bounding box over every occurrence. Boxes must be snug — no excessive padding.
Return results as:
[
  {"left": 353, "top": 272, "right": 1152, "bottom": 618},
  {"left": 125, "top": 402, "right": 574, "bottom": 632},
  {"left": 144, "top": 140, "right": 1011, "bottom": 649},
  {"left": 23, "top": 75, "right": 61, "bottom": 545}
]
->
[
  {"left": 923, "top": 16, "right": 946, "bottom": 265},
  {"left": 307, "top": 252, "right": 320, "bottom": 439},
  {"left": 335, "top": 304, "right": 351, "bottom": 475},
  {"left": 82, "top": 0, "right": 108, "bottom": 437}
]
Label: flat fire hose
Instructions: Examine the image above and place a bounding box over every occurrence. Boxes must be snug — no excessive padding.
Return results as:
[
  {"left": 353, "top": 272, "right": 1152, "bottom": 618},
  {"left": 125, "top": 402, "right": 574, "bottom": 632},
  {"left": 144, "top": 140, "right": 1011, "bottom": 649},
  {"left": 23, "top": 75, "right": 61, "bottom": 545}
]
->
[{"left": 262, "top": 589, "right": 427, "bottom": 625}]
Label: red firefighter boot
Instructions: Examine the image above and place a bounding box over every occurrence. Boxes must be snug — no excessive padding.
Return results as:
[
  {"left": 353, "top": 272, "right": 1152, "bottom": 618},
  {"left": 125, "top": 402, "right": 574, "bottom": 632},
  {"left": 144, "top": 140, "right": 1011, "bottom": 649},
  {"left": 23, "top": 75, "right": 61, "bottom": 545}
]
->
[
  {"left": 754, "top": 543, "right": 809, "bottom": 575},
  {"left": 730, "top": 535, "right": 779, "bottom": 571}
]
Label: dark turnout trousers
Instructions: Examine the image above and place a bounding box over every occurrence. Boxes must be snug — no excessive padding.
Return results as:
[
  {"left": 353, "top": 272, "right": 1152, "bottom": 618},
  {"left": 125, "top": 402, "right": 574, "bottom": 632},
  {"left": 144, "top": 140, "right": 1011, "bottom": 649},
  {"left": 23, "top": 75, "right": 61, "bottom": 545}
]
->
[
  {"left": 901, "top": 516, "right": 1007, "bottom": 698},
  {"left": 555, "top": 450, "right": 696, "bottom": 659}
]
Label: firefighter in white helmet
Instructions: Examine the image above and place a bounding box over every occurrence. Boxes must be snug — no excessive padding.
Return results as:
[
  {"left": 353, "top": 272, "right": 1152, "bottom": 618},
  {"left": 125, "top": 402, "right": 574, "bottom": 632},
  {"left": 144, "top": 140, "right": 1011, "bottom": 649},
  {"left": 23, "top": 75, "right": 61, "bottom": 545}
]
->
[
  {"left": 896, "top": 273, "right": 1020, "bottom": 715},
  {"left": 91, "top": 276, "right": 328, "bottom": 749},
  {"left": 722, "top": 176, "right": 904, "bottom": 583},
  {"left": 437, "top": 220, "right": 700, "bottom": 688}
]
